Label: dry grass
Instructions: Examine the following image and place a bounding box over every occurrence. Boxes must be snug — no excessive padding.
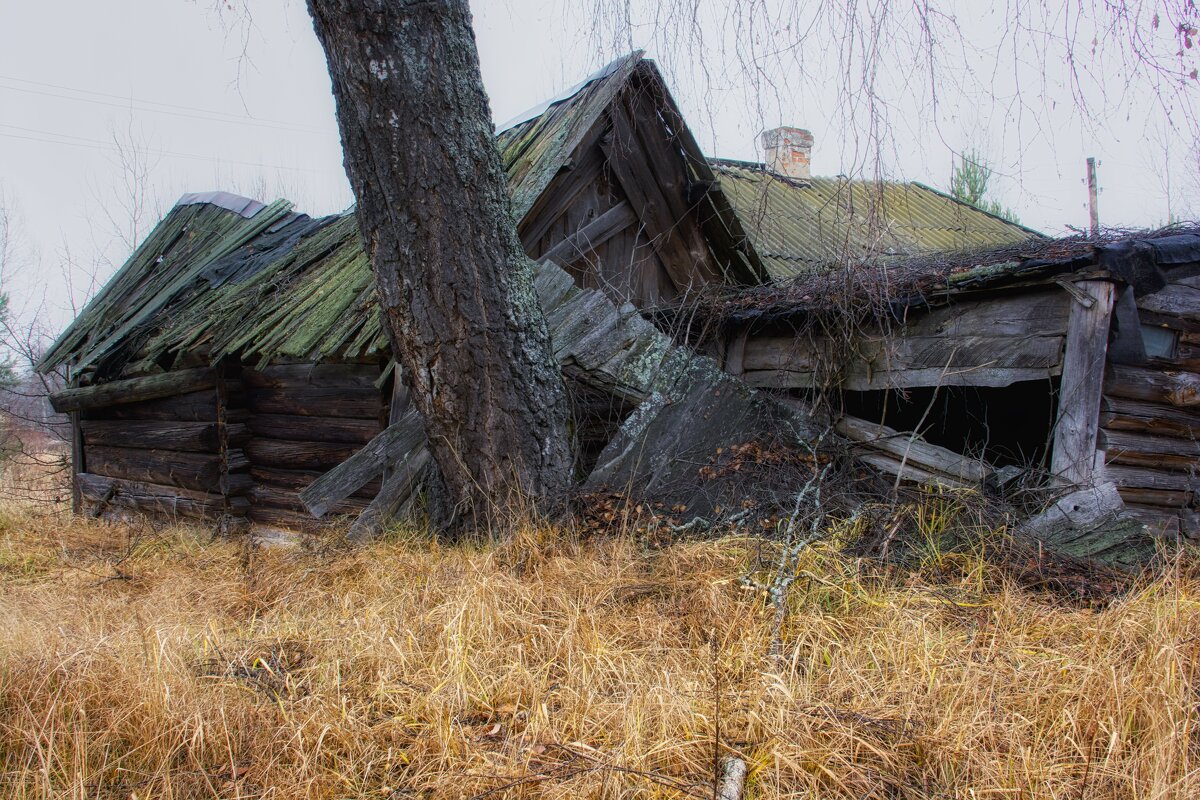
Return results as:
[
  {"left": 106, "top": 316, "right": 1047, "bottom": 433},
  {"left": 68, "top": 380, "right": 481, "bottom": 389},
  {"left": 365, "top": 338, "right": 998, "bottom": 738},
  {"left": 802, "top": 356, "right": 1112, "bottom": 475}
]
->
[{"left": 0, "top": 496, "right": 1198, "bottom": 799}]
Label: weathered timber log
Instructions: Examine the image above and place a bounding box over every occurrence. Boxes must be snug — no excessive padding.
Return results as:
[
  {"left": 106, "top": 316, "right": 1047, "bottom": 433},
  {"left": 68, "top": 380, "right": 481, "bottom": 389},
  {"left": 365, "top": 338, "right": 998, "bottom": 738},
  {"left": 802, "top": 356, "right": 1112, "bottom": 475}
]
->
[
  {"left": 1104, "top": 364, "right": 1200, "bottom": 407},
  {"left": 300, "top": 408, "right": 425, "bottom": 518},
  {"left": 251, "top": 484, "right": 369, "bottom": 515},
  {"left": 1116, "top": 486, "right": 1193, "bottom": 507},
  {"left": 250, "top": 467, "right": 382, "bottom": 499},
  {"left": 347, "top": 447, "right": 431, "bottom": 543},
  {"left": 85, "top": 389, "right": 218, "bottom": 422},
  {"left": 1100, "top": 396, "right": 1200, "bottom": 438},
  {"left": 77, "top": 472, "right": 244, "bottom": 518},
  {"left": 836, "top": 415, "right": 991, "bottom": 484},
  {"left": 1122, "top": 504, "right": 1183, "bottom": 538},
  {"left": 738, "top": 291, "right": 1070, "bottom": 390},
  {"left": 245, "top": 438, "right": 362, "bottom": 471},
  {"left": 854, "top": 451, "right": 969, "bottom": 488},
  {"left": 1104, "top": 464, "right": 1200, "bottom": 493},
  {"left": 741, "top": 333, "right": 1064, "bottom": 391},
  {"left": 242, "top": 363, "right": 383, "bottom": 390},
  {"left": 221, "top": 470, "right": 254, "bottom": 498},
  {"left": 86, "top": 446, "right": 223, "bottom": 493},
  {"left": 1101, "top": 429, "right": 1200, "bottom": 471},
  {"left": 247, "top": 414, "right": 381, "bottom": 445},
  {"left": 248, "top": 386, "right": 382, "bottom": 419},
  {"left": 1051, "top": 281, "right": 1116, "bottom": 485},
  {"left": 247, "top": 506, "right": 329, "bottom": 532},
  {"left": 80, "top": 419, "right": 248, "bottom": 452},
  {"left": 51, "top": 368, "right": 216, "bottom": 413}
]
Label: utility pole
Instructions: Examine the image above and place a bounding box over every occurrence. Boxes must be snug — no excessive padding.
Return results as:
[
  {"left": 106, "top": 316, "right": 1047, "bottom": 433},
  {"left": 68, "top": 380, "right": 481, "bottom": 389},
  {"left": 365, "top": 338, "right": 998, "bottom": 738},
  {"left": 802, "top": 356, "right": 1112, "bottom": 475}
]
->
[{"left": 1086, "top": 157, "right": 1100, "bottom": 237}]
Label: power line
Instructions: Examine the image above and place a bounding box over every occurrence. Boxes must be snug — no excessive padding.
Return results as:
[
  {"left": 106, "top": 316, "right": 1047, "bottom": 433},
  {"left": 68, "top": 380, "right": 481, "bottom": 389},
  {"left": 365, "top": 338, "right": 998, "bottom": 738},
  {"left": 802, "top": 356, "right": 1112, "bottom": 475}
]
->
[
  {"left": 0, "top": 123, "right": 333, "bottom": 174},
  {"left": 0, "top": 76, "right": 334, "bottom": 137}
]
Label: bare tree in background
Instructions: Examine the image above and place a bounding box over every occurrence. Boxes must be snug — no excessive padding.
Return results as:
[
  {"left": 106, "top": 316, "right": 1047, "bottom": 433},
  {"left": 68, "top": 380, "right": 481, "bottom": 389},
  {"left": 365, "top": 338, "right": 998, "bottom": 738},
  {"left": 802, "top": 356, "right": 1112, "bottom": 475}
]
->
[
  {"left": 306, "top": 0, "right": 572, "bottom": 532},
  {"left": 0, "top": 194, "right": 70, "bottom": 505},
  {"left": 578, "top": 0, "right": 1200, "bottom": 231}
]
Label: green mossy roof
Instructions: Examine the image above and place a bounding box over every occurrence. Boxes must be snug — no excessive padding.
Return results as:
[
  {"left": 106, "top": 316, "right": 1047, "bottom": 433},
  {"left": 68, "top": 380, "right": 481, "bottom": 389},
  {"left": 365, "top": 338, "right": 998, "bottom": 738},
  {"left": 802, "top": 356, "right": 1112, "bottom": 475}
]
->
[
  {"left": 712, "top": 160, "right": 1042, "bottom": 280},
  {"left": 40, "top": 54, "right": 648, "bottom": 379}
]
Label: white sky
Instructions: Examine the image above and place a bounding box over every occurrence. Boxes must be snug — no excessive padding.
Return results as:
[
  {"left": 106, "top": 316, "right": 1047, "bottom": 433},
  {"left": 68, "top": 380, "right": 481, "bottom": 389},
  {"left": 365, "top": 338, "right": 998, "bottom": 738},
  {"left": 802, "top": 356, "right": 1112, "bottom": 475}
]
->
[{"left": 1, "top": 0, "right": 1197, "bottom": 337}]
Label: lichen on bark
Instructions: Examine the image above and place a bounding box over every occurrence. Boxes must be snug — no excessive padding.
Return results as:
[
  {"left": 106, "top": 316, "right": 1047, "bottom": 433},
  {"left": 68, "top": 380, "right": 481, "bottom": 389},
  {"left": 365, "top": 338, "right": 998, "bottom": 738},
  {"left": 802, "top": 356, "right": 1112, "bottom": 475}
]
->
[{"left": 307, "top": 0, "right": 572, "bottom": 532}]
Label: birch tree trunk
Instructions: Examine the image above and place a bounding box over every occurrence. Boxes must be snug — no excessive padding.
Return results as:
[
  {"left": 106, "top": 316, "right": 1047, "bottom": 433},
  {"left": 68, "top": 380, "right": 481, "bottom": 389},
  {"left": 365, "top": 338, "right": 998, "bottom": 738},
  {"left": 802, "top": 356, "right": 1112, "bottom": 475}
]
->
[{"left": 306, "top": 0, "right": 572, "bottom": 531}]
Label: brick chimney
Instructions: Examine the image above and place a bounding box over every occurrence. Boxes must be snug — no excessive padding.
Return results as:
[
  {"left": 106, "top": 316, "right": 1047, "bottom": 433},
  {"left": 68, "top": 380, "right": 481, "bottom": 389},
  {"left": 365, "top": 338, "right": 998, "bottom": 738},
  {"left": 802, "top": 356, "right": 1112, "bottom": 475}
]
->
[{"left": 761, "top": 127, "right": 813, "bottom": 180}]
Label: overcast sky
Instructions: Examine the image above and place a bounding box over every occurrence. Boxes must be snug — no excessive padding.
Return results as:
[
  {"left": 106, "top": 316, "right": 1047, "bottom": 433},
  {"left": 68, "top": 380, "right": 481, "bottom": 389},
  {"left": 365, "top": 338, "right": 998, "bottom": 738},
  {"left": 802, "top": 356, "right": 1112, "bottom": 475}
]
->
[{"left": 1, "top": 0, "right": 1196, "bottom": 337}]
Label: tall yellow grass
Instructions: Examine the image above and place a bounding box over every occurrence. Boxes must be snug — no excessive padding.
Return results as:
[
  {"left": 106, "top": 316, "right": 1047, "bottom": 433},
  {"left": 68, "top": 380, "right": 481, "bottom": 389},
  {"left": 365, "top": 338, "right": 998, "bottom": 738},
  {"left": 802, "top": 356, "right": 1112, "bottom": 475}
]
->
[{"left": 0, "top": 500, "right": 1197, "bottom": 798}]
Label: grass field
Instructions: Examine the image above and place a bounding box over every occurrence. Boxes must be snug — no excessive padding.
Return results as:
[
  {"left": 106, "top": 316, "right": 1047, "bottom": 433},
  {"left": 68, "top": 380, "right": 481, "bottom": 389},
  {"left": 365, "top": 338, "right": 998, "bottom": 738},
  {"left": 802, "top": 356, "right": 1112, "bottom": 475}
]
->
[{"left": 1, "top": 491, "right": 1198, "bottom": 799}]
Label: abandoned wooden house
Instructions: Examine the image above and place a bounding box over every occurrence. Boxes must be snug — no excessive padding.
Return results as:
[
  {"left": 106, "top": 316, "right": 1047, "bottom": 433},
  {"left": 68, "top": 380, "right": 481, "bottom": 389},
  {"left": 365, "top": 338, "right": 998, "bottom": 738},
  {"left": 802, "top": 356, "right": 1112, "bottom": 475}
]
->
[
  {"left": 37, "top": 52, "right": 769, "bottom": 532},
  {"left": 37, "top": 51, "right": 1199, "bottom": 561},
  {"left": 711, "top": 229, "right": 1200, "bottom": 553}
]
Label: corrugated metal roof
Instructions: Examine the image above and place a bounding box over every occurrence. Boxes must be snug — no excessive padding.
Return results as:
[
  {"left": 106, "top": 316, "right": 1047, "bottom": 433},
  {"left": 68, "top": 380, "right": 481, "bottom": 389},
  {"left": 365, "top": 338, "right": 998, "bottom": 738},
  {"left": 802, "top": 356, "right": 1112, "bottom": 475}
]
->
[{"left": 712, "top": 160, "right": 1042, "bottom": 280}]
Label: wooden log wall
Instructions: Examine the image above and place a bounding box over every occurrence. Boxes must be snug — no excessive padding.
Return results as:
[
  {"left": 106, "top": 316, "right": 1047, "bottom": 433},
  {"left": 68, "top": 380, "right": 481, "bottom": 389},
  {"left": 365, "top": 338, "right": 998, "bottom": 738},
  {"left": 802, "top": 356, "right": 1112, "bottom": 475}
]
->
[
  {"left": 242, "top": 362, "right": 387, "bottom": 531},
  {"left": 74, "top": 367, "right": 249, "bottom": 521},
  {"left": 729, "top": 290, "right": 1072, "bottom": 391},
  {"left": 1100, "top": 267, "right": 1200, "bottom": 540}
]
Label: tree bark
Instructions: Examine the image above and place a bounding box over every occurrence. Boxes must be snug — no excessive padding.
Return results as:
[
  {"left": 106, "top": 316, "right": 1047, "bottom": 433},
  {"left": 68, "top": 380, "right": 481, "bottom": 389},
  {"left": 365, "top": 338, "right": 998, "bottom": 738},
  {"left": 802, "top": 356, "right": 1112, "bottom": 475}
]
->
[{"left": 306, "top": 0, "right": 571, "bottom": 531}]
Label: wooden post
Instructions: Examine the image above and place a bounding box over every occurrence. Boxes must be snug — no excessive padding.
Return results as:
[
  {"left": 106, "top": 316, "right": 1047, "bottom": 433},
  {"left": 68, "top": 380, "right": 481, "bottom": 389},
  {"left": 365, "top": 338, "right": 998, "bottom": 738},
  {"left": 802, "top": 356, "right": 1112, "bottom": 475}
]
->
[
  {"left": 70, "top": 411, "right": 84, "bottom": 515},
  {"left": 1051, "top": 280, "right": 1115, "bottom": 485},
  {"left": 1086, "top": 157, "right": 1100, "bottom": 237}
]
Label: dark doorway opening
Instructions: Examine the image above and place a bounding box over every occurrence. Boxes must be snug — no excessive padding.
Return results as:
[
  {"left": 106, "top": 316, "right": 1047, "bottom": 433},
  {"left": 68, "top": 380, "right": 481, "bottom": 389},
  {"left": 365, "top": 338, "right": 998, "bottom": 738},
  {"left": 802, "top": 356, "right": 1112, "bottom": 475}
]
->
[{"left": 837, "top": 379, "right": 1060, "bottom": 469}]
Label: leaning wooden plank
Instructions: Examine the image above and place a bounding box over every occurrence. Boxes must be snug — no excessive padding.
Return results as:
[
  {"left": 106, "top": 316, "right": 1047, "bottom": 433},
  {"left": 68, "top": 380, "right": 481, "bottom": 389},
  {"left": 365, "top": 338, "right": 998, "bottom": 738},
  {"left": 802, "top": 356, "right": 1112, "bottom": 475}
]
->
[
  {"left": 347, "top": 447, "right": 431, "bottom": 544},
  {"left": 86, "top": 446, "right": 223, "bottom": 493},
  {"left": 835, "top": 415, "right": 991, "bottom": 483},
  {"left": 80, "top": 419, "right": 243, "bottom": 453},
  {"left": 1104, "top": 364, "right": 1200, "bottom": 407},
  {"left": 299, "top": 408, "right": 425, "bottom": 518},
  {"left": 50, "top": 367, "right": 216, "bottom": 413},
  {"left": 1122, "top": 504, "right": 1183, "bottom": 538},
  {"left": 1051, "top": 281, "right": 1116, "bottom": 485},
  {"left": 538, "top": 201, "right": 636, "bottom": 267}
]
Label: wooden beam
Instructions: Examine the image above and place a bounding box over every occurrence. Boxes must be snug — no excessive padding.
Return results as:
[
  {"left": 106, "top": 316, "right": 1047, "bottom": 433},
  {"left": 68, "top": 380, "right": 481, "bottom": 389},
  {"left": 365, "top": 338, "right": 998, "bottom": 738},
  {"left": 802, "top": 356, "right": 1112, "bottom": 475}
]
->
[
  {"left": 299, "top": 407, "right": 425, "bottom": 518},
  {"left": 538, "top": 201, "right": 636, "bottom": 267},
  {"left": 836, "top": 414, "right": 992, "bottom": 484},
  {"left": 51, "top": 367, "right": 216, "bottom": 413},
  {"left": 80, "top": 419, "right": 242, "bottom": 452},
  {"left": 77, "top": 472, "right": 232, "bottom": 518},
  {"left": 1104, "top": 364, "right": 1200, "bottom": 408},
  {"left": 1051, "top": 280, "right": 1116, "bottom": 485},
  {"left": 70, "top": 411, "right": 83, "bottom": 515},
  {"left": 86, "top": 446, "right": 224, "bottom": 493},
  {"left": 347, "top": 447, "right": 431, "bottom": 544}
]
